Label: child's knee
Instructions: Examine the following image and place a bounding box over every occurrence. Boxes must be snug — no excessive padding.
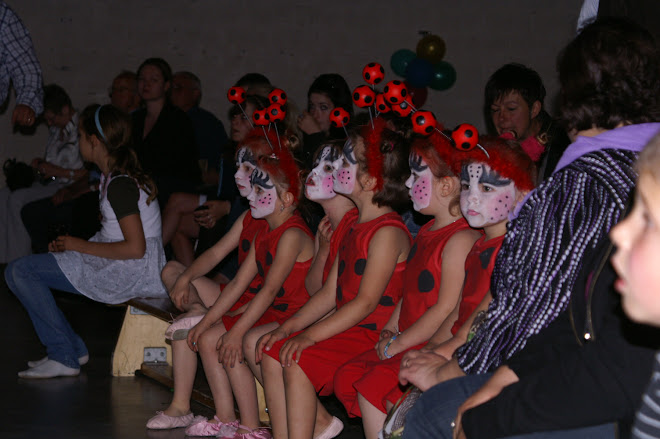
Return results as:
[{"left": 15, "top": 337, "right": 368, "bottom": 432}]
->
[
  {"left": 161, "top": 260, "right": 184, "bottom": 283},
  {"left": 197, "top": 330, "right": 218, "bottom": 355},
  {"left": 5, "top": 256, "right": 30, "bottom": 287}
]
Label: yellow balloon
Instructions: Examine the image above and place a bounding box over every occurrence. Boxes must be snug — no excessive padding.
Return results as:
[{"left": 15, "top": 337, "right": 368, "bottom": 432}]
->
[{"left": 416, "top": 35, "right": 446, "bottom": 64}]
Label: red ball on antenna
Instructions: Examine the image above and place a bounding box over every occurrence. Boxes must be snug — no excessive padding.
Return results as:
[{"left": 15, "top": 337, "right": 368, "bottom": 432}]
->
[
  {"left": 329, "top": 108, "right": 350, "bottom": 128},
  {"left": 227, "top": 86, "right": 246, "bottom": 105},
  {"left": 252, "top": 108, "right": 270, "bottom": 126},
  {"left": 267, "top": 103, "right": 285, "bottom": 123},
  {"left": 352, "top": 85, "right": 376, "bottom": 108},
  {"left": 411, "top": 111, "right": 437, "bottom": 135},
  {"left": 375, "top": 94, "right": 391, "bottom": 113},
  {"left": 269, "top": 88, "right": 287, "bottom": 106},
  {"left": 383, "top": 80, "right": 408, "bottom": 105},
  {"left": 391, "top": 101, "right": 413, "bottom": 117},
  {"left": 362, "top": 62, "right": 385, "bottom": 85},
  {"left": 452, "top": 123, "right": 479, "bottom": 150}
]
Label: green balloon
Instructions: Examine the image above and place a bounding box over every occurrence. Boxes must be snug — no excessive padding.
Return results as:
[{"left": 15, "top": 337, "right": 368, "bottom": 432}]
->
[
  {"left": 390, "top": 49, "right": 416, "bottom": 77},
  {"left": 430, "top": 61, "right": 456, "bottom": 91}
]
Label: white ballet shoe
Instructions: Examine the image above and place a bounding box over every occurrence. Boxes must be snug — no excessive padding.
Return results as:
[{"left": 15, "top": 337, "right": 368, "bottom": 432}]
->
[
  {"left": 18, "top": 359, "right": 80, "bottom": 379},
  {"left": 27, "top": 354, "right": 89, "bottom": 368}
]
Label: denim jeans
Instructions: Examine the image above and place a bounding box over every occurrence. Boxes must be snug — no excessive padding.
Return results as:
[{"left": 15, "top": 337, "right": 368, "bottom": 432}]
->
[
  {"left": 5, "top": 253, "right": 88, "bottom": 369},
  {"left": 403, "top": 373, "right": 616, "bottom": 439},
  {"left": 404, "top": 373, "right": 493, "bottom": 439}
]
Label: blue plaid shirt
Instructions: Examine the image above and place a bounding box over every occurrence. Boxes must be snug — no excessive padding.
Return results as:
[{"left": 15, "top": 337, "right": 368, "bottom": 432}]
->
[{"left": 0, "top": 2, "right": 43, "bottom": 114}]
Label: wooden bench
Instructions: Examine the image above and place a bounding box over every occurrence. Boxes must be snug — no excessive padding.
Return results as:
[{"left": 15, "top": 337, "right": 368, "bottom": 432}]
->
[{"left": 112, "top": 296, "right": 269, "bottom": 423}]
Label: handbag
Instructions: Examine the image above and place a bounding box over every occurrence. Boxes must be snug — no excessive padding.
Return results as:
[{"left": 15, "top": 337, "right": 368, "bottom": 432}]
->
[{"left": 3, "top": 158, "right": 35, "bottom": 191}]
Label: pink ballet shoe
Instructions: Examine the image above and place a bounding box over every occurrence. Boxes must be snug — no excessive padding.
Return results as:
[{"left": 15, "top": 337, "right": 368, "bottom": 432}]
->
[
  {"left": 220, "top": 425, "right": 272, "bottom": 439},
  {"left": 184, "top": 416, "right": 240, "bottom": 437},
  {"left": 164, "top": 315, "right": 204, "bottom": 341},
  {"left": 146, "top": 411, "right": 203, "bottom": 429},
  {"left": 314, "top": 416, "right": 344, "bottom": 439}
]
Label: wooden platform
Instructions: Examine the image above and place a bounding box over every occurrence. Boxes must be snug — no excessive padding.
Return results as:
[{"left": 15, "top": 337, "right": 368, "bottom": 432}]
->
[{"left": 111, "top": 296, "right": 269, "bottom": 423}]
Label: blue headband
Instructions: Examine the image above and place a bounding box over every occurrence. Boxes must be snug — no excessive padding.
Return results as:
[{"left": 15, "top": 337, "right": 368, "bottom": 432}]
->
[{"left": 94, "top": 106, "right": 107, "bottom": 142}]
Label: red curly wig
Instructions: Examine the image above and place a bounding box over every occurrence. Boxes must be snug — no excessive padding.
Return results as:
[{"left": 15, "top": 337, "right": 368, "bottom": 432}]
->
[
  {"left": 460, "top": 135, "right": 537, "bottom": 192},
  {"left": 410, "top": 126, "right": 457, "bottom": 178}
]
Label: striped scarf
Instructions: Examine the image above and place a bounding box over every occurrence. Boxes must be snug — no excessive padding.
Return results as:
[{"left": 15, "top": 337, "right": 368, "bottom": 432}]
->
[{"left": 457, "top": 149, "right": 638, "bottom": 374}]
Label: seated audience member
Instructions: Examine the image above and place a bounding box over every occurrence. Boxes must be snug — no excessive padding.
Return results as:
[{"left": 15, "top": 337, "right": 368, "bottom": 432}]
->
[
  {"left": 162, "top": 94, "right": 271, "bottom": 268},
  {"left": 109, "top": 70, "right": 140, "bottom": 113},
  {"left": 399, "top": 17, "right": 660, "bottom": 439},
  {"left": 235, "top": 72, "right": 271, "bottom": 98},
  {"left": 611, "top": 134, "right": 660, "bottom": 439},
  {"left": 20, "top": 166, "right": 100, "bottom": 254},
  {"left": 170, "top": 71, "right": 228, "bottom": 187},
  {"left": 21, "top": 71, "right": 141, "bottom": 254},
  {"left": 5, "top": 104, "right": 168, "bottom": 379},
  {"left": 131, "top": 57, "right": 201, "bottom": 207},
  {"left": 298, "top": 73, "right": 354, "bottom": 169},
  {"left": 0, "top": 84, "right": 84, "bottom": 263},
  {"left": 484, "top": 63, "right": 569, "bottom": 181}
]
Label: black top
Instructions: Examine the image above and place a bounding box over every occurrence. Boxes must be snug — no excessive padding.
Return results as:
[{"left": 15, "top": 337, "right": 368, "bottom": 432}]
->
[
  {"left": 463, "top": 236, "right": 660, "bottom": 439},
  {"left": 131, "top": 103, "right": 201, "bottom": 186}
]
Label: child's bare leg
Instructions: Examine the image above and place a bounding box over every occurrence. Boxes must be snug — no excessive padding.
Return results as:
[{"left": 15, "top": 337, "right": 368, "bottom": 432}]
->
[
  {"left": 358, "top": 393, "right": 387, "bottom": 439},
  {"left": 262, "top": 355, "right": 288, "bottom": 439},
  {"left": 198, "top": 324, "right": 238, "bottom": 422},
  {"left": 243, "top": 322, "right": 279, "bottom": 384},
  {"left": 284, "top": 362, "right": 328, "bottom": 439},
  {"left": 313, "top": 399, "right": 334, "bottom": 437},
  {"left": 160, "top": 339, "right": 197, "bottom": 416},
  {"left": 162, "top": 261, "right": 221, "bottom": 315},
  {"left": 171, "top": 216, "right": 199, "bottom": 266},
  {"left": 226, "top": 360, "right": 260, "bottom": 432},
  {"left": 162, "top": 193, "right": 199, "bottom": 245}
]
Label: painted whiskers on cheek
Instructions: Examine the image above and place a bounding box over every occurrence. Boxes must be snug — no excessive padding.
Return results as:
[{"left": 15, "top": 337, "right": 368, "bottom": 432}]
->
[
  {"left": 248, "top": 168, "right": 278, "bottom": 218},
  {"left": 332, "top": 139, "right": 358, "bottom": 195},
  {"left": 407, "top": 152, "right": 433, "bottom": 212},
  {"left": 460, "top": 163, "right": 516, "bottom": 228},
  {"left": 307, "top": 146, "right": 340, "bottom": 200}
]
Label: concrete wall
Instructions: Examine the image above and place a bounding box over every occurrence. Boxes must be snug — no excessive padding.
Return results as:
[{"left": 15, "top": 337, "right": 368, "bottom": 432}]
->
[{"left": 0, "top": 0, "right": 579, "bottom": 187}]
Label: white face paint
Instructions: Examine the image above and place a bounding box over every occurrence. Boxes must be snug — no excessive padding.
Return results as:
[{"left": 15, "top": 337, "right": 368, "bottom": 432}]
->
[
  {"left": 234, "top": 147, "right": 257, "bottom": 197},
  {"left": 332, "top": 138, "right": 359, "bottom": 195},
  {"left": 306, "top": 145, "right": 340, "bottom": 201},
  {"left": 405, "top": 151, "right": 434, "bottom": 212},
  {"left": 460, "top": 162, "right": 517, "bottom": 228},
  {"left": 247, "top": 167, "right": 278, "bottom": 218}
]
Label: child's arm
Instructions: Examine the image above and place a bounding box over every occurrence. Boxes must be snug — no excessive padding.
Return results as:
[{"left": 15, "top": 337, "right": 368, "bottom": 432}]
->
[
  {"left": 169, "top": 211, "right": 247, "bottom": 308},
  {"left": 187, "top": 240, "right": 259, "bottom": 350},
  {"left": 380, "top": 230, "right": 480, "bottom": 359},
  {"left": 50, "top": 213, "right": 146, "bottom": 260},
  {"left": 427, "top": 291, "right": 493, "bottom": 359},
  {"left": 304, "top": 216, "right": 333, "bottom": 295},
  {"left": 279, "top": 226, "right": 410, "bottom": 366},
  {"left": 216, "top": 228, "right": 311, "bottom": 367}
]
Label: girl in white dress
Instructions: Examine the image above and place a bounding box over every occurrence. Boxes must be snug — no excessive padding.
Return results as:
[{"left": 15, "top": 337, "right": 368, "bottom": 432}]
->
[{"left": 4, "top": 104, "right": 168, "bottom": 379}]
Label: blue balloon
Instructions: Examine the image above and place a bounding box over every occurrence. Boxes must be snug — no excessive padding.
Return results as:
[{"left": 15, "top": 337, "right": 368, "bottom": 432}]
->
[
  {"left": 390, "top": 49, "right": 416, "bottom": 77},
  {"left": 405, "top": 58, "right": 434, "bottom": 88}
]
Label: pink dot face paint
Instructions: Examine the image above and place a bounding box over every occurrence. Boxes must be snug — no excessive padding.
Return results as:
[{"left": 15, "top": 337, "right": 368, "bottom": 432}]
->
[
  {"left": 306, "top": 145, "right": 340, "bottom": 201},
  {"left": 460, "top": 162, "right": 517, "bottom": 228},
  {"left": 332, "top": 138, "right": 358, "bottom": 195},
  {"left": 247, "top": 167, "right": 278, "bottom": 218},
  {"left": 405, "top": 152, "right": 433, "bottom": 212},
  {"left": 234, "top": 147, "right": 257, "bottom": 198}
]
